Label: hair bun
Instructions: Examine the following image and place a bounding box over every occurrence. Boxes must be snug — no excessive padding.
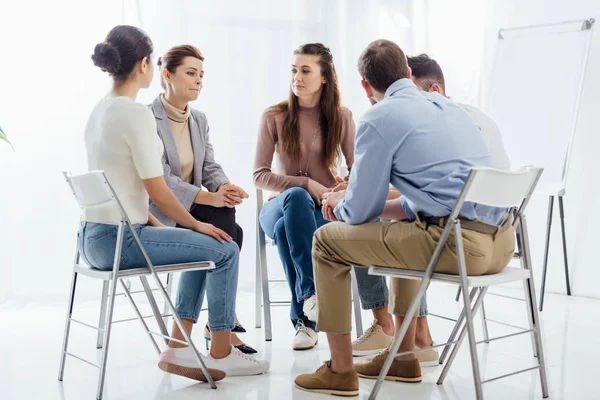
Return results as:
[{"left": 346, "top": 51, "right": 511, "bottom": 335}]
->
[{"left": 92, "top": 42, "right": 122, "bottom": 74}]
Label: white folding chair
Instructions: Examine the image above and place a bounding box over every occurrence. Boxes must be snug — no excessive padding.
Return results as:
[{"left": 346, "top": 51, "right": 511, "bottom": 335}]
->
[
  {"left": 254, "top": 188, "right": 364, "bottom": 341},
  {"left": 367, "top": 166, "right": 549, "bottom": 400},
  {"left": 57, "top": 171, "right": 219, "bottom": 399}
]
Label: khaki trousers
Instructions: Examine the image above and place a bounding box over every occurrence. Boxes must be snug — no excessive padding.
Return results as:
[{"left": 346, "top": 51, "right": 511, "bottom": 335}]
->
[{"left": 313, "top": 218, "right": 515, "bottom": 334}]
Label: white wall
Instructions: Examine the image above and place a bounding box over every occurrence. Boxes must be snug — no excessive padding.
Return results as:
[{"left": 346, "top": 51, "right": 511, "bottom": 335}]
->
[
  {"left": 2, "top": 0, "right": 598, "bottom": 304},
  {"left": 0, "top": 0, "right": 416, "bottom": 302},
  {"left": 0, "top": 0, "right": 123, "bottom": 302},
  {"left": 478, "top": 0, "right": 600, "bottom": 299}
]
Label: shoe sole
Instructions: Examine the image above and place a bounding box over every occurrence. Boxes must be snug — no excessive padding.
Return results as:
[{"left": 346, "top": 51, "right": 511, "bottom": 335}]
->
[
  {"left": 295, "top": 383, "right": 359, "bottom": 397},
  {"left": 158, "top": 361, "right": 226, "bottom": 382},
  {"left": 225, "top": 368, "right": 269, "bottom": 376},
  {"left": 357, "top": 372, "right": 422, "bottom": 383},
  {"left": 419, "top": 360, "right": 440, "bottom": 367},
  {"left": 293, "top": 339, "right": 318, "bottom": 351},
  {"left": 352, "top": 348, "right": 387, "bottom": 357}
]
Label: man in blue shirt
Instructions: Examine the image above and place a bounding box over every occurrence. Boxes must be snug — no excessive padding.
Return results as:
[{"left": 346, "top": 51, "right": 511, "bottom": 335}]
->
[
  {"left": 348, "top": 53, "right": 513, "bottom": 366},
  {"left": 295, "top": 40, "right": 514, "bottom": 396}
]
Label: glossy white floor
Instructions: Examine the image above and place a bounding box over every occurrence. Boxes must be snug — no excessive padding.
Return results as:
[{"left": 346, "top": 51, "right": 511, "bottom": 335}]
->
[{"left": 1, "top": 279, "right": 597, "bottom": 400}]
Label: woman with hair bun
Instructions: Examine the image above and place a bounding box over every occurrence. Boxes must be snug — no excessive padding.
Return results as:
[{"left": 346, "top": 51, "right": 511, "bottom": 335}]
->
[{"left": 81, "top": 25, "right": 269, "bottom": 382}]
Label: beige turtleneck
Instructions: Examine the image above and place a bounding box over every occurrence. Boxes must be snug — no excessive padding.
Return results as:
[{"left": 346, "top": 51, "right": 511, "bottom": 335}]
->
[{"left": 160, "top": 94, "right": 194, "bottom": 183}]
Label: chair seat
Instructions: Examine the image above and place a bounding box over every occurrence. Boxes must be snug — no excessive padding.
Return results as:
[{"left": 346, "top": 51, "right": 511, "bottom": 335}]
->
[
  {"left": 74, "top": 261, "right": 215, "bottom": 280},
  {"left": 368, "top": 266, "right": 530, "bottom": 287}
]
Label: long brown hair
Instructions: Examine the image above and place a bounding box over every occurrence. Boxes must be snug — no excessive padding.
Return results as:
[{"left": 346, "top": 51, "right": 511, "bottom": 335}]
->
[{"left": 278, "top": 43, "right": 342, "bottom": 168}]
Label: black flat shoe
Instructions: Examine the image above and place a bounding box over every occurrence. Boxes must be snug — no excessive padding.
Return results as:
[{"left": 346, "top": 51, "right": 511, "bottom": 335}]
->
[
  {"left": 232, "top": 322, "right": 246, "bottom": 333},
  {"left": 235, "top": 343, "right": 258, "bottom": 354},
  {"left": 206, "top": 323, "right": 246, "bottom": 334}
]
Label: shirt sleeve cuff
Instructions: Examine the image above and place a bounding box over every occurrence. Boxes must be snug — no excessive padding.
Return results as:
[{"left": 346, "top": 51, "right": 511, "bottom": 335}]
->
[
  {"left": 400, "top": 196, "right": 417, "bottom": 221},
  {"left": 333, "top": 200, "right": 346, "bottom": 222}
]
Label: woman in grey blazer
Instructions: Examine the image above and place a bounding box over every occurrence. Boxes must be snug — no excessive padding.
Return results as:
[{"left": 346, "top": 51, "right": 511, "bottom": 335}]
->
[{"left": 150, "top": 44, "right": 256, "bottom": 354}]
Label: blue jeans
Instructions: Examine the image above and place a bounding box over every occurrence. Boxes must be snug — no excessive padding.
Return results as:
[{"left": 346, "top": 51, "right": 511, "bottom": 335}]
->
[
  {"left": 78, "top": 222, "right": 239, "bottom": 331},
  {"left": 259, "top": 187, "right": 328, "bottom": 330},
  {"left": 353, "top": 262, "right": 428, "bottom": 317}
]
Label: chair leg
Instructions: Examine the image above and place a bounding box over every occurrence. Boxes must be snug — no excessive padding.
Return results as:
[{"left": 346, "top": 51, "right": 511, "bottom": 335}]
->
[
  {"left": 126, "top": 220, "right": 218, "bottom": 389},
  {"left": 255, "top": 232, "right": 262, "bottom": 329},
  {"left": 437, "top": 287, "right": 487, "bottom": 385},
  {"left": 480, "top": 299, "right": 490, "bottom": 344},
  {"left": 523, "top": 279, "right": 538, "bottom": 358},
  {"left": 96, "top": 280, "right": 109, "bottom": 349},
  {"left": 163, "top": 273, "right": 173, "bottom": 327},
  {"left": 368, "top": 275, "right": 431, "bottom": 400},
  {"left": 539, "top": 195, "right": 554, "bottom": 311},
  {"left": 139, "top": 276, "right": 170, "bottom": 345},
  {"left": 120, "top": 279, "right": 161, "bottom": 355},
  {"left": 455, "top": 286, "right": 461, "bottom": 302},
  {"left": 96, "top": 223, "right": 126, "bottom": 400},
  {"left": 454, "top": 222, "right": 484, "bottom": 400},
  {"left": 517, "top": 228, "right": 538, "bottom": 358},
  {"left": 558, "top": 196, "right": 572, "bottom": 296},
  {"left": 58, "top": 271, "right": 78, "bottom": 381},
  {"left": 261, "top": 249, "right": 272, "bottom": 342},
  {"left": 258, "top": 225, "right": 272, "bottom": 341},
  {"left": 96, "top": 275, "right": 118, "bottom": 400},
  {"left": 439, "top": 287, "right": 477, "bottom": 365},
  {"left": 519, "top": 215, "right": 550, "bottom": 398},
  {"left": 351, "top": 269, "right": 364, "bottom": 338}
]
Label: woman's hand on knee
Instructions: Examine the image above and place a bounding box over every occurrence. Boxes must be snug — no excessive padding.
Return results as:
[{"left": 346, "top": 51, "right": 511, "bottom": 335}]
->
[{"left": 194, "top": 222, "right": 233, "bottom": 244}]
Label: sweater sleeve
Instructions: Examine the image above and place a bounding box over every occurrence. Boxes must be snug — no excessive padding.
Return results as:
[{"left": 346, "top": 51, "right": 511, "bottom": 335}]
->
[{"left": 253, "top": 109, "right": 309, "bottom": 191}]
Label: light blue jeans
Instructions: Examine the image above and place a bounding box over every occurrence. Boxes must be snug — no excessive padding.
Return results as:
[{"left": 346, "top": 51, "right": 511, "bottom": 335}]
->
[
  {"left": 78, "top": 222, "right": 239, "bottom": 331},
  {"left": 353, "top": 261, "right": 428, "bottom": 317}
]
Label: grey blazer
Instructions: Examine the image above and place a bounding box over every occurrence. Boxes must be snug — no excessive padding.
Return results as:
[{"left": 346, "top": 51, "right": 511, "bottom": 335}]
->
[{"left": 148, "top": 96, "right": 229, "bottom": 227}]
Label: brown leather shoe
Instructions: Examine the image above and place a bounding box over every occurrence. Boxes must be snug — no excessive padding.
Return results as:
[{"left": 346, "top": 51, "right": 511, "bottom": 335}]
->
[
  {"left": 295, "top": 361, "right": 359, "bottom": 397},
  {"left": 355, "top": 351, "right": 422, "bottom": 383}
]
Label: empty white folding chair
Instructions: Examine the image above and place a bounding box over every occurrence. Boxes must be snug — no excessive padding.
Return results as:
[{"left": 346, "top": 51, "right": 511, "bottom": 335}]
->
[
  {"left": 58, "top": 171, "right": 219, "bottom": 399},
  {"left": 254, "top": 188, "right": 364, "bottom": 341},
  {"left": 367, "top": 166, "right": 548, "bottom": 400}
]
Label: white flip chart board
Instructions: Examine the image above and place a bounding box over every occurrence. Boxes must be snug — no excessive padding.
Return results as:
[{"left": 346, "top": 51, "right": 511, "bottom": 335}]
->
[{"left": 485, "top": 19, "right": 594, "bottom": 195}]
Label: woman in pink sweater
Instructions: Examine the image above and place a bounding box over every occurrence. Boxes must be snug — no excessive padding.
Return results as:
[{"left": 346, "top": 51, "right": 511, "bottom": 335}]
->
[{"left": 253, "top": 43, "right": 355, "bottom": 350}]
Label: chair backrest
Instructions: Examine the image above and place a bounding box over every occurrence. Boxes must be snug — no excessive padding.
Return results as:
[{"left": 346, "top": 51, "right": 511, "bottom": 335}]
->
[
  {"left": 62, "top": 171, "right": 128, "bottom": 221},
  {"left": 452, "top": 166, "right": 543, "bottom": 221}
]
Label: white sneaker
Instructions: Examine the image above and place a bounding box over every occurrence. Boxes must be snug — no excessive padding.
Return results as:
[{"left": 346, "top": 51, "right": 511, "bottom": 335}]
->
[
  {"left": 293, "top": 321, "right": 318, "bottom": 350},
  {"left": 303, "top": 295, "right": 318, "bottom": 322},
  {"left": 209, "top": 346, "right": 270, "bottom": 376},
  {"left": 158, "top": 346, "right": 226, "bottom": 382}
]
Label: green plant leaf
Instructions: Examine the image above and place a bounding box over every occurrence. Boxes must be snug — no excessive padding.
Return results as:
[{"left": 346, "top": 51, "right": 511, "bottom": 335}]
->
[{"left": 0, "top": 125, "right": 14, "bottom": 150}]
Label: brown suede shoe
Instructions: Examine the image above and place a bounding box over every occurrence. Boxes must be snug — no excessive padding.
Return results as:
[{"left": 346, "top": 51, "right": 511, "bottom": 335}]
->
[
  {"left": 295, "top": 361, "right": 360, "bottom": 397},
  {"left": 355, "top": 351, "right": 422, "bottom": 383}
]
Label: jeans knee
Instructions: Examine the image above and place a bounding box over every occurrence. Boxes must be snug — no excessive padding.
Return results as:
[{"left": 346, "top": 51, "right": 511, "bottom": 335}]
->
[
  {"left": 273, "top": 218, "right": 286, "bottom": 242},
  {"left": 220, "top": 241, "right": 240, "bottom": 267},
  {"left": 282, "top": 187, "right": 313, "bottom": 208}
]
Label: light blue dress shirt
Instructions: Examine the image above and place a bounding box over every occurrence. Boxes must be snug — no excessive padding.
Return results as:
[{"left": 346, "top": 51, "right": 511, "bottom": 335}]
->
[{"left": 334, "top": 79, "right": 506, "bottom": 226}]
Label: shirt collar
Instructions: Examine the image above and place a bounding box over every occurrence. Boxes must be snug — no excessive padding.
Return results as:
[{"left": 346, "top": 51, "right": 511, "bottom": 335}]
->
[{"left": 384, "top": 78, "right": 417, "bottom": 99}]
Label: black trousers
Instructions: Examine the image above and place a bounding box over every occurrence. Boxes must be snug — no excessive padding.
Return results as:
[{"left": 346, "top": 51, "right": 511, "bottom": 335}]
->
[{"left": 179, "top": 204, "right": 243, "bottom": 250}]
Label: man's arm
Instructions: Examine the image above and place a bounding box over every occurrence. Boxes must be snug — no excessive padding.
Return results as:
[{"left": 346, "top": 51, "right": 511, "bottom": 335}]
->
[
  {"left": 333, "top": 122, "right": 393, "bottom": 225},
  {"left": 380, "top": 198, "right": 408, "bottom": 220}
]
